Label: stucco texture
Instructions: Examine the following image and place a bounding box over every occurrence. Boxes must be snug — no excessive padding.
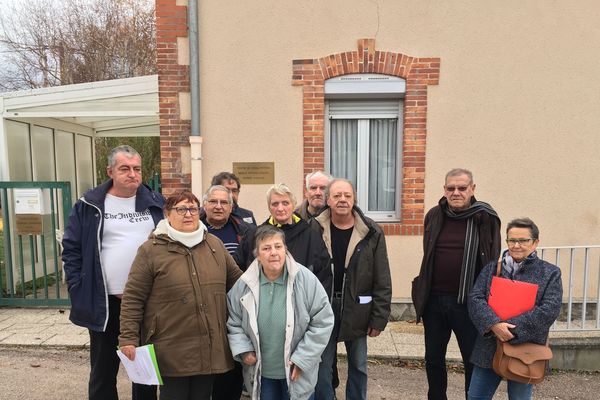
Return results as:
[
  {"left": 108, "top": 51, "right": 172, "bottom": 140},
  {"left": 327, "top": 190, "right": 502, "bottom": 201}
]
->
[{"left": 190, "top": 0, "right": 600, "bottom": 299}]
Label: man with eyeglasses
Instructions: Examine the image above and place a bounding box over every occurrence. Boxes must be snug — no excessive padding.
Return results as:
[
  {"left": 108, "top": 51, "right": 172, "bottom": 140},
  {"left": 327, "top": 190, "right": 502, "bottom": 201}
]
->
[
  {"left": 412, "top": 168, "right": 501, "bottom": 400},
  {"left": 62, "top": 145, "right": 164, "bottom": 400},
  {"left": 196, "top": 185, "right": 251, "bottom": 400},
  {"left": 201, "top": 185, "right": 254, "bottom": 258},
  {"left": 211, "top": 171, "right": 257, "bottom": 226}
]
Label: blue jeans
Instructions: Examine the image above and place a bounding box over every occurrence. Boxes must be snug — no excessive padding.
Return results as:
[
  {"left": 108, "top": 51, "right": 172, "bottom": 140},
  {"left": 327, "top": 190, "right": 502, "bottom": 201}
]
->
[
  {"left": 423, "top": 294, "right": 478, "bottom": 400},
  {"left": 468, "top": 366, "right": 533, "bottom": 400},
  {"left": 315, "top": 297, "right": 368, "bottom": 400},
  {"left": 260, "top": 377, "right": 288, "bottom": 400}
]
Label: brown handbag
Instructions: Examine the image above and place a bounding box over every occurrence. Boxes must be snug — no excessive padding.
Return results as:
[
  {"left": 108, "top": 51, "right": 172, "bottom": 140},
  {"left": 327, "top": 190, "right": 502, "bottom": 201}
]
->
[
  {"left": 492, "top": 340, "right": 552, "bottom": 384},
  {"left": 490, "top": 262, "right": 553, "bottom": 384}
]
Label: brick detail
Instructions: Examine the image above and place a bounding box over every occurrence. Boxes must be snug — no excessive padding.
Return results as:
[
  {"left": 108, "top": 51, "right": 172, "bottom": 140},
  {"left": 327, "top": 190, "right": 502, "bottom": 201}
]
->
[
  {"left": 292, "top": 39, "right": 440, "bottom": 236},
  {"left": 156, "top": 0, "right": 191, "bottom": 196}
]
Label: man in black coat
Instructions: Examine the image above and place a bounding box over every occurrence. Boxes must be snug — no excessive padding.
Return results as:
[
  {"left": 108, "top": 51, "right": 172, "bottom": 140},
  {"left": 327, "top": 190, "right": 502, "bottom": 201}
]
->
[{"left": 411, "top": 168, "right": 501, "bottom": 400}]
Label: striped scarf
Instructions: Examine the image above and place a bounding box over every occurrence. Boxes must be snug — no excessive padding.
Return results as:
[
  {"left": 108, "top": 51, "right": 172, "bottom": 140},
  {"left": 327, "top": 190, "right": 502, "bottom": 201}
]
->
[{"left": 442, "top": 199, "right": 499, "bottom": 304}]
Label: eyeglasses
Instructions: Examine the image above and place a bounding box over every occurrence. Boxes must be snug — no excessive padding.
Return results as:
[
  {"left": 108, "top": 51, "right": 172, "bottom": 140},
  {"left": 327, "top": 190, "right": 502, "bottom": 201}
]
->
[
  {"left": 445, "top": 186, "right": 469, "bottom": 193},
  {"left": 173, "top": 206, "right": 199, "bottom": 216},
  {"left": 506, "top": 238, "right": 533, "bottom": 246},
  {"left": 207, "top": 199, "right": 231, "bottom": 207}
]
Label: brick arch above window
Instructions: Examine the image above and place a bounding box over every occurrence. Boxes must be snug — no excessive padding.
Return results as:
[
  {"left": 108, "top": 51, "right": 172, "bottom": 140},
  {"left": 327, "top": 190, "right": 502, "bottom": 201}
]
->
[{"left": 291, "top": 38, "right": 440, "bottom": 235}]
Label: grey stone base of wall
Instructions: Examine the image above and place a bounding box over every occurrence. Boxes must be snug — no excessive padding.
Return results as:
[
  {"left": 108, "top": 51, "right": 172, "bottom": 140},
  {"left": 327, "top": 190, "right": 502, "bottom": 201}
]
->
[
  {"left": 392, "top": 301, "right": 600, "bottom": 371},
  {"left": 390, "top": 301, "right": 599, "bottom": 323},
  {"left": 390, "top": 302, "right": 416, "bottom": 321},
  {"left": 550, "top": 337, "right": 600, "bottom": 371}
]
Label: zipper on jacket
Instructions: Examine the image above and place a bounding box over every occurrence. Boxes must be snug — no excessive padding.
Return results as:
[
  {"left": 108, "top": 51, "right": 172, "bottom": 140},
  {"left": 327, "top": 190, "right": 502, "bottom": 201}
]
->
[
  {"left": 186, "top": 246, "right": 215, "bottom": 369},
  {"left": 81, "top": 197, "right": 110, "bottom": 332}
]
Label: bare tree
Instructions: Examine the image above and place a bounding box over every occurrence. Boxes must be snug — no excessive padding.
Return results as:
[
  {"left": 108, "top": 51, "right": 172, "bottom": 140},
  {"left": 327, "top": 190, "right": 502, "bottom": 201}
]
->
[{"left": 0, "top": 0, "right": 156, "bottom": 91}]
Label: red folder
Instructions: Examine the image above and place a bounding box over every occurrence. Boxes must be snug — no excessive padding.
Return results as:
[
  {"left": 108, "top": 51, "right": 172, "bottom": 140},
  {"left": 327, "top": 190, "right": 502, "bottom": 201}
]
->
[{"left": 488, "top": 276, "right": 538, "bottom": 320}]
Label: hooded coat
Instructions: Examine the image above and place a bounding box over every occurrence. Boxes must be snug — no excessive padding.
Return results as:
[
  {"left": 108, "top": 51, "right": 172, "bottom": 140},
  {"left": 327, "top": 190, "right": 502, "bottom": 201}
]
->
[
  {"left": 62, "top": 180, "right": 164, "bottom": 332},
  {"left": 119, "top": 220, "right": 243, "bottom": 377},
  {"left": 227, "top": 253, "right": 334, "bottom": 399}
]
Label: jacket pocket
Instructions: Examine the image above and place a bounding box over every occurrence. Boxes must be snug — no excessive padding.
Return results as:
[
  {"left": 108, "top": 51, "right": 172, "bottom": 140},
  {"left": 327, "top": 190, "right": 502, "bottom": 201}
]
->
[
  {"left": 148, "top": 284, "right": 194, "bottom": 304},
  {"left": 143, "top": 314, "right": 158, "bottom": 343}
]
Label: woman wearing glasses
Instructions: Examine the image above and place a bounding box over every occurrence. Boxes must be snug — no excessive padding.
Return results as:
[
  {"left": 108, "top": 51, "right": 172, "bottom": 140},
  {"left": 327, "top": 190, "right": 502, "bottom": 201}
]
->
[
  {"left": 467, "top": 218, "right": 563, "bottom": 399},
  {"left": 119, "top": 190, "right": 243, "bottom": 400}
]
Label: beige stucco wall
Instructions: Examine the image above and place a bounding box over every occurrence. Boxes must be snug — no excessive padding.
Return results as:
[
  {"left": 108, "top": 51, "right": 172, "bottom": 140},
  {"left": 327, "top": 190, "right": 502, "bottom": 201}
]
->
[{"left": 193, "top": 0, "right": 600, "bottom": 300}]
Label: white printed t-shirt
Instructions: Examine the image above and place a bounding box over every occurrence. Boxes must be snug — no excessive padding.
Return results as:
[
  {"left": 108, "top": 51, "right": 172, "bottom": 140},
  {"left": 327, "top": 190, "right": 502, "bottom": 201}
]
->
[{"left": 101, "top": 194, "right": 155, "bottom": 295}]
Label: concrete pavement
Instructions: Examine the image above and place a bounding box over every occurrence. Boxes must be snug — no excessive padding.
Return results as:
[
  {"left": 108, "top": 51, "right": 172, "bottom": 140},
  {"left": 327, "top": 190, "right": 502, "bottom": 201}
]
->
[
  {"left": 0, "top": 307, "right": 462, "bottom": 360},
  {"left": 2, "top": 307, "right": 600, "bottom": 371}
]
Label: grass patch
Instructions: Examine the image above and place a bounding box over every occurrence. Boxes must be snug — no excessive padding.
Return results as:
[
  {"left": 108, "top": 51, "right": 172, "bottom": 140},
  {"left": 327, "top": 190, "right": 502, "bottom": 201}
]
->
[{"left": 15, "top": 273, "right": 58, "bottom": 298}]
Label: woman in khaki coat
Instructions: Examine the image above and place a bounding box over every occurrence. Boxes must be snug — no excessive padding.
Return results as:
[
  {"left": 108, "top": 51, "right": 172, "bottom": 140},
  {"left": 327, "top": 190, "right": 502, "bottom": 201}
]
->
[{"left": 119, "top": 190, "right": 243, "bottom": 400}]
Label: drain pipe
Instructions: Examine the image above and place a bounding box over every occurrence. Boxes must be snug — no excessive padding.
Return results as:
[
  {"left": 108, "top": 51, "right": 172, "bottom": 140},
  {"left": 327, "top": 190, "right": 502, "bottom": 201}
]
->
[{"left": 188, "top": 0, "right": 203, "bottom": 195}]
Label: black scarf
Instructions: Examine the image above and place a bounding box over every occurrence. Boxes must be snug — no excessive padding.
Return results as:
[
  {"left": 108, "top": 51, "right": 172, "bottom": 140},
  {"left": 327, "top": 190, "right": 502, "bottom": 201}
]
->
[{"left": 441, "top": 197, "right": 499, "bottom": 304}]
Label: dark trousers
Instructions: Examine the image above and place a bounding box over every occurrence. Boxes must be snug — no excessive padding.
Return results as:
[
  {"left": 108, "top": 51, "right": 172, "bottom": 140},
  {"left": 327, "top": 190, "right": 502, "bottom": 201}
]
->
[
  {"left": 422, "top": 294, "right": 478, "bottom": 400},
  {"left": 88, "top": 295, "right": 157, "bottom": 400},
  {"left": 212, "top": 361, "right": 243, "bottom": 399},
  {"left": 161, "top": 375, "right": 214, "bottom": 400}
]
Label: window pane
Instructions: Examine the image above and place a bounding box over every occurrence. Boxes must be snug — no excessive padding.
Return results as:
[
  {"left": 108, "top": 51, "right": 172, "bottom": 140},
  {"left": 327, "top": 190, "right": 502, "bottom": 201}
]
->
[
  {"left": 55, "top": 131, "right": 77, "bottom": 202},
  {"left": 31, "top": 126, "right": 56, "bottom": 181},
  {"left": 76, "top": 135, "right": 94, "bottom": 195},
  {"left": 6, "top": 120, "right": 32, "bottom": 180},
  {"left": 330, "top": 119, "right": 358, "bottom": 186},
  {"left": 369, "top": 119, "right": 397, "bottom": 211}
]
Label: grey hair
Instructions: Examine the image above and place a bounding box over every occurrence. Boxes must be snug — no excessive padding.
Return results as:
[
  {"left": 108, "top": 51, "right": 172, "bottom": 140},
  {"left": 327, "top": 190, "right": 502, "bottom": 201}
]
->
[
  {"left": 445, "top": 168, "right": 474, "bottom": 185},
  {"left": 266, "top": 183, "right": 297, "bottom": 208},
  {"left": 253, "top": 225, "right": 286, "bottom": 257},
  {"left": 203, "top": 185, "right": 233, "bottom": 204},
  {"left": 107, "top": 145, "right": 141, "bottom": 168},
  {"left": 506, "top": 217, "right": 540, "bottom": 240},
  {"left": 304, "top": 171, "right": 333, "bottom": 190},
  {"left": 324, "top": 178, "right": 357, "bottom": 202}
]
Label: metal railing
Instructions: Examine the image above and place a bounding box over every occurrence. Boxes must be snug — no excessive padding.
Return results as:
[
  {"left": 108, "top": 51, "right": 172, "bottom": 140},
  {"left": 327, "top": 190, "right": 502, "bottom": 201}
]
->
[
  {"left": 147, "top": 172, "right": 161, "bottom": 193},
  {"left": 0, "top": 181, "right": 71, "bottom": 307},
  {"left": 538, "top": 245, "right": 600, "bottom": 331}
]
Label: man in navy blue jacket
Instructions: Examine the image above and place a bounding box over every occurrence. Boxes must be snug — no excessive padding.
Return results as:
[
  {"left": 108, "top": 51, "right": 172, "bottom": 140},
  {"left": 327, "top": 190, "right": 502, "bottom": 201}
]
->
[
  {"left": 211, "top": 171, "right": 257, "bottom": 226},
  {"left": 62, "top": 145, "right": 164, "bottom": 400}
]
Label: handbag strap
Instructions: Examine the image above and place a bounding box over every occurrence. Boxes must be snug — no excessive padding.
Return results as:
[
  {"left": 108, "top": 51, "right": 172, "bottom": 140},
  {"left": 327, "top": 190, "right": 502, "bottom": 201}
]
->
[{"left": 496, "top": 261, "right": 502, "bottom": 277}]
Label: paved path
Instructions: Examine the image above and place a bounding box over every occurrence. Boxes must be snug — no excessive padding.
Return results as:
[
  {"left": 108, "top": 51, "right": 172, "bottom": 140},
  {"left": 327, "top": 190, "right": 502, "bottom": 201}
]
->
[
  {"left": 0, "top": 307, "right": 463, "bottom": 360},
  {"left": 2, "top": 307, "right": 598, "bottom": 361}
]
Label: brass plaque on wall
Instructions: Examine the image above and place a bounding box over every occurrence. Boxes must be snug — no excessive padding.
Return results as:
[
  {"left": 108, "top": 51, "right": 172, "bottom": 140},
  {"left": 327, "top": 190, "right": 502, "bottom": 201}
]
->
[
  {"left": 233, "top": 162, "right": 275, "bottom": 185},
  {"left": 15, "top": 214, "right": 43, "bottom": 235}
]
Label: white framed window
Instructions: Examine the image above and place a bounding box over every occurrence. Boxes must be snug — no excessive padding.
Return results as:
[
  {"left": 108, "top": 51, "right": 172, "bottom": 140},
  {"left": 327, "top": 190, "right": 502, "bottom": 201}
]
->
[{"left": 324, "top": 75, "right": 404, "bottom": 222}]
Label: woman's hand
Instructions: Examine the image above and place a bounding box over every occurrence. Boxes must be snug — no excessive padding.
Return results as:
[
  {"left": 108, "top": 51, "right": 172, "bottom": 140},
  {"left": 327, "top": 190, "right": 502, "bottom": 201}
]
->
[
  {"left": 490, "top": 322, "right": 516, "bottom": 342},
  {"left": 289, "top": 362, "right": 302, "bottom": 381},
  {"left": 242, "top": 351, "right": 257, "bottom": 366},
  {"left": 120, "top": 345, "right": 136, "bottom": 361}
]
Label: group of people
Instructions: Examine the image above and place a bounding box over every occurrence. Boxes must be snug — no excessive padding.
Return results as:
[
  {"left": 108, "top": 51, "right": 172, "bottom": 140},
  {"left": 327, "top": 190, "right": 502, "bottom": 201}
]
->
[
  {"left": 411, "top": 168, "right": 563, "bottom": 400},
  {"left": 62, "top": 145, "right": 562, "bottom": 400},
  {"left": 62, "top": 145, "right": 391, "bottom": 400}
]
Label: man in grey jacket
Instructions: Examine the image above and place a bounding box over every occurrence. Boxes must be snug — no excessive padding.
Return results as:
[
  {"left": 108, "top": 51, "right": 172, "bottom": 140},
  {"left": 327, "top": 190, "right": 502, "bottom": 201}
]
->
[{"left": 312, "top": 178, "right": 392, "bottom": 400}]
